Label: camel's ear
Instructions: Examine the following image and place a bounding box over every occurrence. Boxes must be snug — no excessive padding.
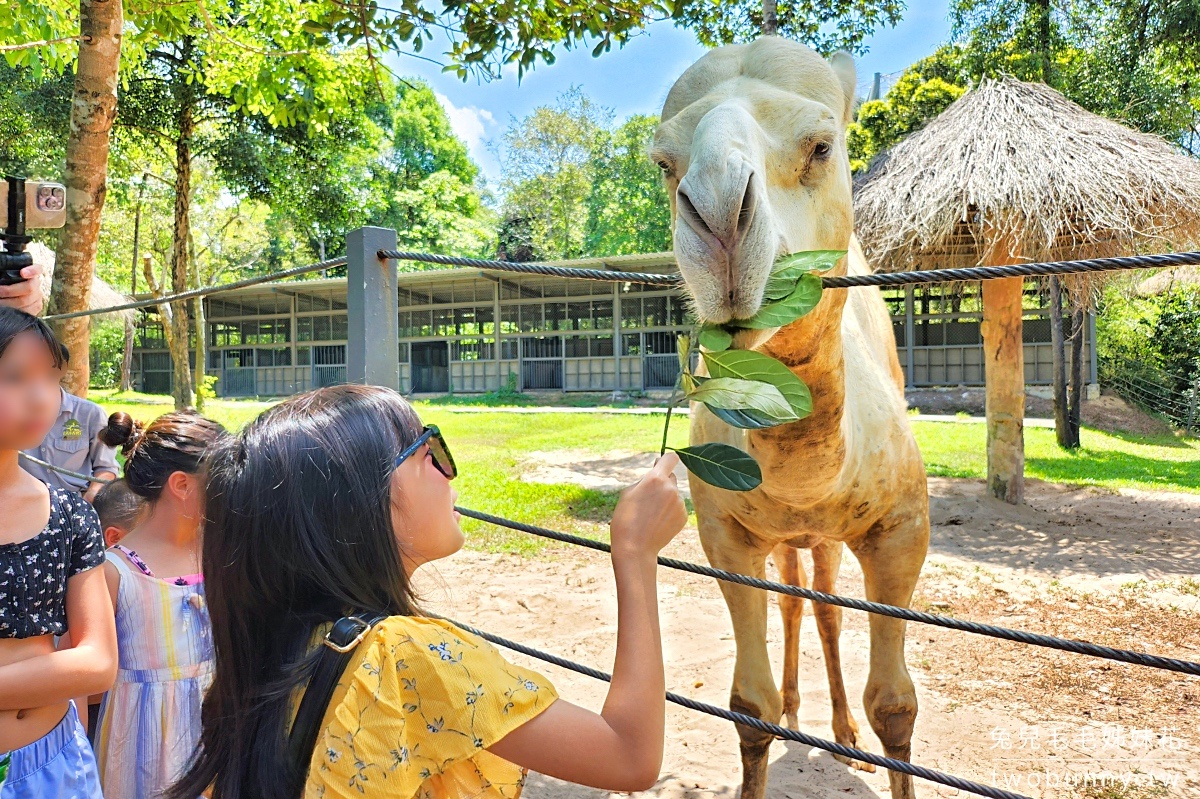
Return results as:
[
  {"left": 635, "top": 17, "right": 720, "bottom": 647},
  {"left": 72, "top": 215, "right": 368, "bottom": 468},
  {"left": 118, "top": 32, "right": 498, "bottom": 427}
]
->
[{"left": 829, "top": 52, "right": 856, "bottom": 124}]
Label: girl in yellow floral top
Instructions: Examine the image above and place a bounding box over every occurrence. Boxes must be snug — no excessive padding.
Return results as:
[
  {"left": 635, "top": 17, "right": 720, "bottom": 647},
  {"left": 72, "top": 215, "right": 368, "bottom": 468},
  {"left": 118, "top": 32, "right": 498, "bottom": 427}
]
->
[{"left": 170, "top": 385, "right": 688, "bottom": 799}]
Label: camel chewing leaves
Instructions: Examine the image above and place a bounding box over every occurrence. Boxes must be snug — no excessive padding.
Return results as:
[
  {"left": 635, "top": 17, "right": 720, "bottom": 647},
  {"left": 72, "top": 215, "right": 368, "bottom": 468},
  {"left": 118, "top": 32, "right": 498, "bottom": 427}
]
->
[
  {"left": 731, "top": 272, "right": 823, "bottom": 329},
  {"left": 662, "top": 249, "right": 832, "bottom": 490},
  {"left": 669, "top": 443, "right": 762, "bottom": 491}
]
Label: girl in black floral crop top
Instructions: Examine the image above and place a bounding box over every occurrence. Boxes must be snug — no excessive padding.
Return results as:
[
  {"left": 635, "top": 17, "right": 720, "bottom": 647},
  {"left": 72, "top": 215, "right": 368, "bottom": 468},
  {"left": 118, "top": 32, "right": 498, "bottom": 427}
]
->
[{"left": 0, "top": 308, "right": 116, "bottom": 798}]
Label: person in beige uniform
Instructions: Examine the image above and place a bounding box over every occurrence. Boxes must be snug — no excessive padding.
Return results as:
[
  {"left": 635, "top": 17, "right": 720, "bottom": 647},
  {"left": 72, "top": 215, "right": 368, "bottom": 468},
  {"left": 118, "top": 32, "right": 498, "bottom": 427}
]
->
[{"left": 20, "top": 388, "right": 119, "bottom": 501}]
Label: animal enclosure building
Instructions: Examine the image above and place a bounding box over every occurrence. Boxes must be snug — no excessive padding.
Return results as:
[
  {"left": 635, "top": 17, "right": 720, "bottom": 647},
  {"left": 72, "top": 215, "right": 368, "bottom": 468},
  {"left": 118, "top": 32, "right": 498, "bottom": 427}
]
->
[{"left": 129, "top": 252, "right": 1096, "bottom": 398}]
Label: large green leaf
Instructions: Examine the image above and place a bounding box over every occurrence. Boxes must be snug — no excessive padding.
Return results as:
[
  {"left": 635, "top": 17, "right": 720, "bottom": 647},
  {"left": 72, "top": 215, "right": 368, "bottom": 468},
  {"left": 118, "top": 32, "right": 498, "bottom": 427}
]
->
[
  {"left": 687, "top": 377, "right": 799, "bottom": 423},
  {"left": 764, "top": 250, "right": 844, "bottom": 301},
  {"left": 706, "top": 406, "right": 780, "bottom": 429},
  {"left": 772, "top": 249, "right": 845, "bottom": 274},
  {"left": 698, "top": 325, "right": 733, "bottom": 352},
  {"left": 732, "top": 272, "right": 823, "bottom": 330},
  {"left": 702, "top": 350, "right": 813, "bottom": 418},
  {"left": 671, "top": 443, "right": 762, "bottom": 491}
]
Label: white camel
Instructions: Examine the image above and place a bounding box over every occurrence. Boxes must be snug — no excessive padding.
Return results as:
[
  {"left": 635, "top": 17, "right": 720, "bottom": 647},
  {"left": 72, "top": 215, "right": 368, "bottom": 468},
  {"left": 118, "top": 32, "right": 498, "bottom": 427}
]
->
[{"left": 652, "top": 37, "right": 930, "bottom": 799}]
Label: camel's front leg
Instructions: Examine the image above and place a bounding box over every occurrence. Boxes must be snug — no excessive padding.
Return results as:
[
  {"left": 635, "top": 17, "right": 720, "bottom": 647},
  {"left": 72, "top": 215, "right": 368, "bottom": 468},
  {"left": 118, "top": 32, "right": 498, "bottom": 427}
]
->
[
  {"left": 772, "top": 543, "right": 806, "bottom": 730},
  {"left": 811, "top": 539, "right": 874, "bottom": 773},
  {"left": 851, "top": 513, "right": 929, "bottom": 799},
  {"left": 702, "top": 520, "right": 777, "bottom": 799}
]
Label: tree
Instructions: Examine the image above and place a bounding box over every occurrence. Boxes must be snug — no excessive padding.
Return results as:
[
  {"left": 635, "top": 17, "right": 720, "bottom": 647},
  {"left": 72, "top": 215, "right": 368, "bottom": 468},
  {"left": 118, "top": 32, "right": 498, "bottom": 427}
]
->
[
  {"left": 847, "top": 46, "right": 968, "bottom": 171},
  {"left": 216, "top": 77, "right": 493, "bottom": 261},
  {"left": 678, "top": 0, "right": 904, "bottom": 53},
  {"left": 950, "top": 0, "right": 1199, "bottom": 142},
  {"left": 377, "top": 81, "right": 493, "bottom": 256},
  {"left": 498, "top": 88, "right": 612, "bottom": 259},
  {"left": 0, "top": 62, "right": 71, "bottom": 177},
  {"left": 584, "top": 115, "right": 673, "bottom": 256},
  {"left": 44, "top": 0, "right": 122, "bottom": 396},
  {"left": 4, "top": 0, "right": 681, "bottom": 398}
]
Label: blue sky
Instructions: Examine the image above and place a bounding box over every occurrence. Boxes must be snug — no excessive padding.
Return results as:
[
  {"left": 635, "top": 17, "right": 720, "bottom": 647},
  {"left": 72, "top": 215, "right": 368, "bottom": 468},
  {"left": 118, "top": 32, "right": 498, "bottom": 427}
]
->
[{"left": 383, "top": 1, "right": 953, "bottom": 182}]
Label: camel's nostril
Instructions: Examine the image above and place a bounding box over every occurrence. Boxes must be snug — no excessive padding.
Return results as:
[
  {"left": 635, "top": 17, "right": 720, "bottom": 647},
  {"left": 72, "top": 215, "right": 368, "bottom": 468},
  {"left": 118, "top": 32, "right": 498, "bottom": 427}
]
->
[
  {"left": 736, "top": 174, "right": 756, "bottom": 237},
  {"left": 677, "top": 186, "right": 716, "bottom": 243}
]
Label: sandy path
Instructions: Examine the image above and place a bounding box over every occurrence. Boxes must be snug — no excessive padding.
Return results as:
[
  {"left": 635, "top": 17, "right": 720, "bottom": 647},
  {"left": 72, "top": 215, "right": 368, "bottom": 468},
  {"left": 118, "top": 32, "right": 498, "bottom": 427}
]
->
[{"left": 418, "top": 469, "right": 1199, "bottom": 798}]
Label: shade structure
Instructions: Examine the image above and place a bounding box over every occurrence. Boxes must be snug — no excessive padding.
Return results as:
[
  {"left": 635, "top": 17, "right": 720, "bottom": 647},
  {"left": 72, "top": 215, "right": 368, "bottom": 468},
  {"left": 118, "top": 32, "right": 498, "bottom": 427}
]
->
[{"left": 854, "top": 77, "right": 1200, "bottom": 502}]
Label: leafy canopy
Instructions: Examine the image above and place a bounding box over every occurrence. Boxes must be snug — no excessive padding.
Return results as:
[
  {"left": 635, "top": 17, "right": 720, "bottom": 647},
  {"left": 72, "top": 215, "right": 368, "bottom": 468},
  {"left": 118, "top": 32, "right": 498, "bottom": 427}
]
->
[{"left": 677, "top": 0, "right": 905, "bottom": 54}]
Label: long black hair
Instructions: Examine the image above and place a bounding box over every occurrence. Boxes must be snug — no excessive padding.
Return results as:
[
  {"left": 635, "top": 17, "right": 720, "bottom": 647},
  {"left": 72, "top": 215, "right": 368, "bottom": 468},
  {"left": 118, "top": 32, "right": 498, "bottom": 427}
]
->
[
  {"left": 170, "top": 385, "right": 424, "bottom": 799},
  {"left": 0, "top": 306, "right": 65, "bottom": 368}
]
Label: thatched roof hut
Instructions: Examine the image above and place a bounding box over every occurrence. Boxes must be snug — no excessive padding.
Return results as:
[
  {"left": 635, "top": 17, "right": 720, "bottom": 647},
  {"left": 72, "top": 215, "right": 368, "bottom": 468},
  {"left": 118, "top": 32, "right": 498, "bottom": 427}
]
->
[
  {"left": 853, "top": 78, "right": 1200, "bottom": 504},
  {"left": 28, "top": 241, "right": 133, "bottom": 322},
  {"left": 1136, "top": 266, "right": 1200, "bottom": 297},
  {"left": 855, "top": 78, "right": 1200, "bottom": 289}
]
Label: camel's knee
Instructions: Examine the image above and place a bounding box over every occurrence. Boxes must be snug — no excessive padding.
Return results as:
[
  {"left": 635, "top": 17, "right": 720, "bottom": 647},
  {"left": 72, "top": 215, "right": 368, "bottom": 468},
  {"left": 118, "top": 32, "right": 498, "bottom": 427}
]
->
[
  {"left": 731, "top": 689, "right": 782, "bottom": 748},
  {"left": 863, "top": 684, "right": 918, "bottom": 751}
]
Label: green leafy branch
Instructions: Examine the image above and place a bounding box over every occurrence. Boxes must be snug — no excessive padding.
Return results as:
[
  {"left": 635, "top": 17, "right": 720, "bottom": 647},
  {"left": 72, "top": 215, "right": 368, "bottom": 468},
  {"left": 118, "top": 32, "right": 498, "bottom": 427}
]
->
[{"left": 660, "top": 250, "right": 843, "bottom": 492}]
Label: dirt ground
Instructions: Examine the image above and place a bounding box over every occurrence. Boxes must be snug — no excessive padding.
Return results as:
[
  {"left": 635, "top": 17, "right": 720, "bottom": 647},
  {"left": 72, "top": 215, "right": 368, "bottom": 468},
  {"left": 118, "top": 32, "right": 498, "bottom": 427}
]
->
[
  {"left": 905, "top": 389, "right": 1175, "bottom": 439},
  {"left": 415, "top": 456, "right": 1200, "bottom": 799}
]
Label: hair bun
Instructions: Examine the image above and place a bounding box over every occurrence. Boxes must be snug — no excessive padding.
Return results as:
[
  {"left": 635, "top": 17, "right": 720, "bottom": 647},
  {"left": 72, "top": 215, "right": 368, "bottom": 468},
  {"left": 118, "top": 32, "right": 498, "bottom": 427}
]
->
[{"left": 99, "top": 412, "right": 144, "bottom": 453}]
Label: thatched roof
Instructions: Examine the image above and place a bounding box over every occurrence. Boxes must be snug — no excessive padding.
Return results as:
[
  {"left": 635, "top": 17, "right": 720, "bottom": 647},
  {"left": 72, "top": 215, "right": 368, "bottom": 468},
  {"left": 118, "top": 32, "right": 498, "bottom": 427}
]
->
[
  {"left": 854, "top": 78, "right": 1200, "bottom": 290},
  {"left": 28, "top": 242, "right": 133, "bottom": 322},
  {"left": 1135, "top": 266, "right": 1200, "bottom": 296}
]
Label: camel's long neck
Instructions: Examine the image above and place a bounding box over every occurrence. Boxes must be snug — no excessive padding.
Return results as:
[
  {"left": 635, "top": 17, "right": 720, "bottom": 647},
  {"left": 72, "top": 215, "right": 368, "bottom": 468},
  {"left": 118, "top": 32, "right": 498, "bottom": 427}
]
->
[{"left": 749, "top": 287, "right": 848, "bottom": 500}]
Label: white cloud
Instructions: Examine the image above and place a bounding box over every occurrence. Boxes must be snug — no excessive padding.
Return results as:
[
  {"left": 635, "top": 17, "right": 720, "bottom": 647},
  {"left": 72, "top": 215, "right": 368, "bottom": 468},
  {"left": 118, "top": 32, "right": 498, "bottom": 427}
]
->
[{"left": 435, "top": 92, "right": 499, "bottom": 181}]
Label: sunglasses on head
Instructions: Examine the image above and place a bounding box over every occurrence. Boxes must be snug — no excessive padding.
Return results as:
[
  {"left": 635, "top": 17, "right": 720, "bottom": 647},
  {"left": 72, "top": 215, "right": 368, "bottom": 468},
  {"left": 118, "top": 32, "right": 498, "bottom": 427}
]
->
[{"left": 394, "top": 425, "right": 457, "bottom": 480}]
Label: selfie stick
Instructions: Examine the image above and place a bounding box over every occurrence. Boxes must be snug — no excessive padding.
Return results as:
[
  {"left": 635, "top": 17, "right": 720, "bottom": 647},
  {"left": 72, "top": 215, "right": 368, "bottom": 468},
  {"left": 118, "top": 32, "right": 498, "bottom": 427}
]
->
[{"left": 0, "top": 176, "right": 33, "bottom": 286}]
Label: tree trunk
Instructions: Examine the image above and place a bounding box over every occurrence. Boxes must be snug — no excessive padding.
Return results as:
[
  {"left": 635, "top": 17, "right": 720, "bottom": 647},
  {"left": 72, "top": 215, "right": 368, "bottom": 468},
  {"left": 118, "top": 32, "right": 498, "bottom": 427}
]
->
[
  {"left": 50, "top": 0, "right": 123, "bottom": 396},
  {"left": 1068, "top": 297, "right": 1085, "bottom": 448},
  {"left": 1035, "top": 0, "right": 1052, "bottom": 82},
  {"left": 120, "top": 174, "right": 145, "bottom": 393},
  {"left": 188, "top": 231, "right": 206, "bottom": 412},
  {"left": 120, "top": 316, "right": 134, "bottom": 392},
  {"left": 169, "top": 61, "right": 195, "bottom": 409},
  {"left": 981, "top": 235, "right": 1025, "bottom": 504},
  {"left": 762, "top": 0, "right": 778, "bottom": 35},
  {"left": 143, "top": 253, "right": 185, "bottom": 401},
  {"left": 1049, "top": 276, "right": 1071, "bottom": 447}
]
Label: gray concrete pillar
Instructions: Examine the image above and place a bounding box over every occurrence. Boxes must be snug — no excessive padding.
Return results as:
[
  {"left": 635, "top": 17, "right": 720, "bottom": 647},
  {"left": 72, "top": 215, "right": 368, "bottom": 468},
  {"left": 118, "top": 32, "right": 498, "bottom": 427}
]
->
[{"left": 346, "top": 227, "right": 399, "bottom": 391}]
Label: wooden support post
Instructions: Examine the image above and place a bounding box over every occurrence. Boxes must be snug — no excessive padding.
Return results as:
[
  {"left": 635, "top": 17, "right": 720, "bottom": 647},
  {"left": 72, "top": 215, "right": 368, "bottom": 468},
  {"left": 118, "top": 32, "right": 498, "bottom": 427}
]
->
[
  {"left": 346, "top": 227, "right": 399, "bottom": 391},
  {"left": 981, "top": 236, "right": 1026, "bottom": 504},
  {"left": 1049, "top": 276, "right": 1071, "bottom": 447},
  {"left": 1068, "top": 298, "right": 1084, "bottom": 446}
]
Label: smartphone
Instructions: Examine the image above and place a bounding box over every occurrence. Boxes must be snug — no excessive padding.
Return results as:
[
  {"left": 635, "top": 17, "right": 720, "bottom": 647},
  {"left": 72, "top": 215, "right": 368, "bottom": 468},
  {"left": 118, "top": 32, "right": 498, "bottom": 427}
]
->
[{"left": 1, "top": 179, "right": 67, "bottom": 229}]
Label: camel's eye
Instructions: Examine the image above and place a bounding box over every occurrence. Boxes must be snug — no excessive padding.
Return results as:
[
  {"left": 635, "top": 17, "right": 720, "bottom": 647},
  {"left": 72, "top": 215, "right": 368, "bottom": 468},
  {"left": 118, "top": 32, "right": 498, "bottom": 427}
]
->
[
  {"left": 812, "top": 141, "right": 832, "bottom": 160},
  {"left": 656, "top": 159, "right": 671, "bottom": 172}
]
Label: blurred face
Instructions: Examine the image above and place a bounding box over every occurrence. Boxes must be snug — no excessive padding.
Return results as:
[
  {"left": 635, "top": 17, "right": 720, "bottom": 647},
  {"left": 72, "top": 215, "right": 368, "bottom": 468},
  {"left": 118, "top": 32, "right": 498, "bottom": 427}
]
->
[
  {"left": 390, "top": 429, "right": 463, "bottom": 573},
  {"left": 0, "top": 332, "right": 62, "bottom": 450}
]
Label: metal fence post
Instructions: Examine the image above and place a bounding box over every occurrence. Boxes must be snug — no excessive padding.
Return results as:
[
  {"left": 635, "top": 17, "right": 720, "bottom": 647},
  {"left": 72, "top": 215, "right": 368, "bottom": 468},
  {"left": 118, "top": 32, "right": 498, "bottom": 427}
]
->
[
  {"left": 1189, "top": 378, "right": 1199, "bottom": 434},
  {"left": 346, "top": 227, "right": 399, "bottom": 391}
]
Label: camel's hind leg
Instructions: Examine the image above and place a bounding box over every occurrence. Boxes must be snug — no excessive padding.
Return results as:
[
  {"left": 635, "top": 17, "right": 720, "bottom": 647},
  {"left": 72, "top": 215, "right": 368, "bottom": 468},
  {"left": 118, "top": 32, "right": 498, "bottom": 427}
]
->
[
  {"left": 851, "top": 513, "right": 929, "bottom": 799},
  {"left": 701, "top": 519, "right": 777, "bottom": 799},
  {"left": 771, "top": 543, "right": 806, "bottom": 730},
  {"left": 811, "top": 540, "right": 875, "bottom": 773}
]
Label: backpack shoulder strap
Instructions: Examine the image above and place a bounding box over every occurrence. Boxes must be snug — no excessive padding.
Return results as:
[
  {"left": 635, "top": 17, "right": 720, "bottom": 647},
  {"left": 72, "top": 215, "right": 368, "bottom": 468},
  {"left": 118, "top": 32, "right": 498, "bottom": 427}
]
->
[{"left": 287, "top": 611, "right": 388, "bottom": 794}]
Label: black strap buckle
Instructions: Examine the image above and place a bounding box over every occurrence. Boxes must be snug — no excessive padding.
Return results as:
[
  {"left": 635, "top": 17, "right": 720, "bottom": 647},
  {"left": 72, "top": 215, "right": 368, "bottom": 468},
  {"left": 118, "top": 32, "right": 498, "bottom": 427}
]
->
[{"left": 323, "top": 615, "right": 373, "bottom": 654}]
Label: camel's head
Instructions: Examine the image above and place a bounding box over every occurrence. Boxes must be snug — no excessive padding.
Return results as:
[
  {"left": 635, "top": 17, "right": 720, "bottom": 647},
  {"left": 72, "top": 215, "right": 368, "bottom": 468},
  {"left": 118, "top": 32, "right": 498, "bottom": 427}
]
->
[{"left": 652, "top": 37, "right": 856, "bottom": 331}]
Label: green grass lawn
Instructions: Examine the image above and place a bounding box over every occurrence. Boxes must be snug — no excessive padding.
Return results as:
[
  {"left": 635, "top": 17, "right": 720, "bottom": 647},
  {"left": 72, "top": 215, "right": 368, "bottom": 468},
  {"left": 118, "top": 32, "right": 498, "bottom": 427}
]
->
[
  {"left": 89, "top": 390, "right": 1199, "bottom": 553},
  {"left": 913, "top": 422, "right": 1199, "bottom": 494}
]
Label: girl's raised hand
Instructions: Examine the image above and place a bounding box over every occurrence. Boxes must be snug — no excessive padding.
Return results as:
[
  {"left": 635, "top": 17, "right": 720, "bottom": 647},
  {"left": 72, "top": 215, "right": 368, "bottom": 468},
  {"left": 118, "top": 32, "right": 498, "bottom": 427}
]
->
[{"left": 609, "top": 452, "right": 688, "bottom": 561}]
